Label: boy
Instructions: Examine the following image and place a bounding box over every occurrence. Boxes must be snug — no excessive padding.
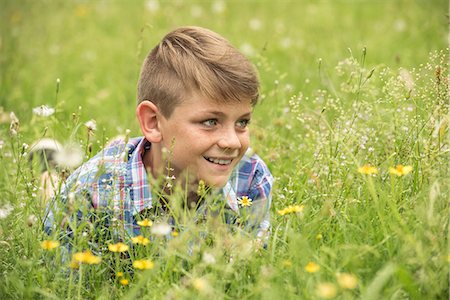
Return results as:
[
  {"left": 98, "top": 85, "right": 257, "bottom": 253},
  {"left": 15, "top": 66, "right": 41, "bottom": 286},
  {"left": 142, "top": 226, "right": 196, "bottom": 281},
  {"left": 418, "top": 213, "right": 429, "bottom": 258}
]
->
[{"left": 45, "top": 26, "right": 273, "bottom": 243}]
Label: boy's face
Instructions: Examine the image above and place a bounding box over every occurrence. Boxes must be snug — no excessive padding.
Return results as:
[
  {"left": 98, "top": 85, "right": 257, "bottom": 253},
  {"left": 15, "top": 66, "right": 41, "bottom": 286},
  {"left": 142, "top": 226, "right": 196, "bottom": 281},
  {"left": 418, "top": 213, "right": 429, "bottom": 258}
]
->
[{"left": 157, "top": 93, "right": 252, "bottom": 188}]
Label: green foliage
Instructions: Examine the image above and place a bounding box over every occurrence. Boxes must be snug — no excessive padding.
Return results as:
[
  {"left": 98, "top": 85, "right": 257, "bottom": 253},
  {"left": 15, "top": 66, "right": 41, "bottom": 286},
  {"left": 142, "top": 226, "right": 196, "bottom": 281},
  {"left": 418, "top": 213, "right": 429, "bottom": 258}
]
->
[{"left": 0, "top": 0, "right": 448, "bottom": 299}]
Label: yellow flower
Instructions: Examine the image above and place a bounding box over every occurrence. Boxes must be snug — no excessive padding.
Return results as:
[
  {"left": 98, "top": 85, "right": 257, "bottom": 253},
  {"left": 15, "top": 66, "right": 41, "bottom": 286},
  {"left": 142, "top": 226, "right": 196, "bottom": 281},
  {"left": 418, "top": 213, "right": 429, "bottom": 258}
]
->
[
  {"left": 72, "top": 250, "right": 102, "bottom": 265},
  {"left": 131, "top": 235, "right": 150, "bottom": 245},
  {"left": 108, "top": 242, "right": 129, "bottom": 253},
  {"left": 316, "top": 282, "right": 337, "bottom": 299},
  {"left": 171, "top": 231, "right": 179, "bottom": 237},
  {"left": 137, "top": 219, "right": 153, "bottom": 227},
  {"left": 69, "top": 259, "right": 79, "bottom": 269},
  {"left": 133, "top": 259, "right": 154, "bottom": 270},
  {"left": 337, "top": 272, "right": 358, "bottom": 289},
  {"left": 282, "top": 259, "right": 292, "bottom": 268},
  {"left": 389, "top": 165, "right": 413, "bottom": 176},
  {"left": 40, "top": 240, "right": 60, "bottom": 250},
  {"left": 277, "top": 205, "right": 304, "bottom": 216},
  {"left": 357, "top": 165, "right": 378, "bottom": 175},
  {"left": 238, "top": 196, "right": 253, "bottom": 207},
  {"left": 119, "top": 278, "right": 129, "bottom": 286},
  {"left": 305, "top": 262, "right": 320, "bottom": 273},
  {"left": 316, "top": 233, "right": 323, "bottom": 240},
  {"left": 116, "top": 272, "right": 124, "bottom": 278}
]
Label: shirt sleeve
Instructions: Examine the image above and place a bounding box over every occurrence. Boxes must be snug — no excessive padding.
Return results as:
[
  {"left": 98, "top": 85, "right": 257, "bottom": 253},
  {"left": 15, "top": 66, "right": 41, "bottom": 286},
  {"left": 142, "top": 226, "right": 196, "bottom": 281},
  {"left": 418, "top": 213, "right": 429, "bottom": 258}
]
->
[{"left": 243, "top": 155, "right": 274, "bottom": 241}]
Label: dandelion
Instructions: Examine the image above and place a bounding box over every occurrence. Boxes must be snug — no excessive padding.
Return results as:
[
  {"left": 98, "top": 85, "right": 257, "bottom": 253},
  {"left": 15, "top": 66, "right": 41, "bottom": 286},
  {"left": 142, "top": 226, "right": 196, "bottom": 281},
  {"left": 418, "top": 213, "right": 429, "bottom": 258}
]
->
[
  {"left": 305, "top": 262, "right": 320, "bottom": 273},
  {"left": 84, "top": 119, "right": 97, "bottom": 132},
  {"left": 316, "top": 282, "right": 337, "bottom": 299},
  {"left": 137, "top": 219, "right": 153, "bottom": 227},
  {"left": 108, "top": 242, "right": 129, "bottom": 253},
  {"left": 238, "top": 196, "right": 253, "bottom": 207},
  {"left": 54, "top": 143, "right": 83, "bottom": 169},
  {"left": 316, "top": 233, "right": 323, "bottom": 240},
  {"left": 131, "top": 235, "right": 150, "bottom": 246},
  {"left": 171, "top": 231, "right": 179, "bottom": 237},
  {"left": 116, "top": 272, "right": 124, "bottom": 277},
  {"left": 40, "top": 240, "right": 60, "bottom": 250},
  {"left": 389, "top": 165, "right": 413, "bottom": 176},
  {"left": 337, "top": 272, "right": 358, "bottom": 289},
  {"left": 151, "top": 223, "right": 172, "bottom": 236},
  {"left": 133, "top": 259, "right": 154, "bottom": 270},
  {"left": 72, "top": 250, "right": 102, "bottom": 265},
  {"left": 33, "top": 105, "right": 55, "bottom": 117},
  {"left": 357, "top": 164, "right": 378, "bottom": 175},
  {"left": 119, "top": 278, "right": 129, "bottom": 285},
  {"left": 277, "top": 204, "right": 304, "bottom": 216}
]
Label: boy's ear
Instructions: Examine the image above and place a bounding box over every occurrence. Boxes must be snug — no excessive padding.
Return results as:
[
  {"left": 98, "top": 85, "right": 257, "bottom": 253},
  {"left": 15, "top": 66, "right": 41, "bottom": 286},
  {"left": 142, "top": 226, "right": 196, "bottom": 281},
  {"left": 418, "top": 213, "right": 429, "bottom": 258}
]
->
[{"left": 136, "top": 101, "right": 162, "bottom": 143}]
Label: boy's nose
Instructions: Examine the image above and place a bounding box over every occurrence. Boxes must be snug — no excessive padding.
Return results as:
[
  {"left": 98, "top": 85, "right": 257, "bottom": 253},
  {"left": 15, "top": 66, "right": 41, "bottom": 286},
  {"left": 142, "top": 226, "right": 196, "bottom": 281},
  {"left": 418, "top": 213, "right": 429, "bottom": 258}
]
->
[{"left": 218, "top": 127, "right": 241, "bottom": 150}]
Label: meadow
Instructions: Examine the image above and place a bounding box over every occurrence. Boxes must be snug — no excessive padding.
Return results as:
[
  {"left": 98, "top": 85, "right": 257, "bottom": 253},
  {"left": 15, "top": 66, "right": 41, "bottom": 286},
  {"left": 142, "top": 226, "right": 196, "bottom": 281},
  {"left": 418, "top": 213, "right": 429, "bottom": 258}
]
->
[{"left": 0, "top": 0, "right": 449, "bottom": 299}]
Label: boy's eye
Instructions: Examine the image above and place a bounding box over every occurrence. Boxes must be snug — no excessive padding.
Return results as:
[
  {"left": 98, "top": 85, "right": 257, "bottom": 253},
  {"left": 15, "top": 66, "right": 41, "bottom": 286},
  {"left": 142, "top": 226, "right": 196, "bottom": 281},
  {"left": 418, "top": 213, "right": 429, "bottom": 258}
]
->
[
  {"left": 236, "top": 119, "right": 250, "bottom": 129},
  {"left": 201, "top": 119, "right": 218, "bottom": 127}
]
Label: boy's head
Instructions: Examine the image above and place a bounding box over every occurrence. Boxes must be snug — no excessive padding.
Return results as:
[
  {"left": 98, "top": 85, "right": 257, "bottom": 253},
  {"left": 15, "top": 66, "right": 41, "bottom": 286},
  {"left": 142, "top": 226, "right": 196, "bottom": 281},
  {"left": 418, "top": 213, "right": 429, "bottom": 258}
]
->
[
  {"left": 137, "top": 26, "right": 259, "bottom": 118},
  {"left": 136, "top": 26, "right": 259, "bottom": 188}
]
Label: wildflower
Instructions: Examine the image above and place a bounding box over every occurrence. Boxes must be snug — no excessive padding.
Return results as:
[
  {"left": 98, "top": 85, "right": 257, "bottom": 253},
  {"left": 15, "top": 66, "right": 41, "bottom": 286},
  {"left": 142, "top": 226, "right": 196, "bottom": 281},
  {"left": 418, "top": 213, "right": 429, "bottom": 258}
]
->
[
  {"left": 0, "top": 204, "right": 13, "bottom": 219},
  {"left": 116, "top": 272, "right": 124, "bottom": 277},
  {"left": 316, "top": 233, "right": 323, "bottom": 240},
  {"left": 277, "top": 204, "right": 304, "bottom": 216},
  {"left": 119, "top": 278, "right": 129, "bottom": 286},
  {"left": 133, "top": 259, "right": 154, "bottom": 270},
  {"left": 137, "top": 219, "right": 153, "bottom": 227},
  {"left": 337, "top": 272, "right": 358, "bottom": 289},
  {"left": 171, "top": 231, "right": 179, "bottom": 237},
  {"left": 192, "top": 277, "right": 212, "bottom": 294},
  {"left": 357, "top": 164, "right": 378, "bottom": 175},
  {"left": 145, "top": 0, "right": 159, "bottom": 12},
  {"left": 151, "top": 223, "right": 172, "bottom": 236},
  {"left": 72, "top": 250, "right": 102, "bottom": 265},
  {"left": 202, "top": 252, "right": 216, "bottom": 265},
  {"left": 305, "top": 262, "right": 320, "bottom": 273},
  {"left": 108, "top": 242, "right": 129, "bottom": 253},
  {"left": 26, "top": 214, "right": 38, "bottom": 227},
  {"left": 389, "top": 165, "right": 413, "bottom": 176},
  {"left": 33, "top": 105, "right": 55, "bottom": 117},
  {"left": 9, "top": 112, "right": 19, "bottom": 135},
  {"left": 131, "top": 235, "right": 150, "bottom": 246},
  {"left": 84, "top": 119, "right": 97, "bottom": 132},
  {"left": 238, "top": 196, "right": 253, "bottom": 207},
  {"left": 54, "top": 143, "right": 83, "bottom": 169},
  {"left": 316, "top": 282, "right": 337, "bottom": 299},
  {"left": 197, "top": 179, "right": 207, "bottom": 197},
  {"left": 69, "top": 259, "right": 80, "bottom": 269},
  {"left": 40, "top": 240, "right": 60, "bottom": 250}
]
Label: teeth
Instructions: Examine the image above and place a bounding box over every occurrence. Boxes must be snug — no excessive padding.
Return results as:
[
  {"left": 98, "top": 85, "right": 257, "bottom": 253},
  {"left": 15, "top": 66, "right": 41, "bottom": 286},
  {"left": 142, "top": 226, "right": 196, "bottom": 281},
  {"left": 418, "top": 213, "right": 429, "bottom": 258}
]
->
[{"left": 205, "top": 157, "right": 232, "bottom": 165}]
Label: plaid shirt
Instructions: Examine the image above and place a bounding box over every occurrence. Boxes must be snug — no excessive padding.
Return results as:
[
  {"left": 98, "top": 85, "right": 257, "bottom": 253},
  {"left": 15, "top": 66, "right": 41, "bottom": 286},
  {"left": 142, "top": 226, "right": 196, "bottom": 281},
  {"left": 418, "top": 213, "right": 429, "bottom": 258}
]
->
[{"left": 45, "top": 137, "right": 273, "bottom": 239}]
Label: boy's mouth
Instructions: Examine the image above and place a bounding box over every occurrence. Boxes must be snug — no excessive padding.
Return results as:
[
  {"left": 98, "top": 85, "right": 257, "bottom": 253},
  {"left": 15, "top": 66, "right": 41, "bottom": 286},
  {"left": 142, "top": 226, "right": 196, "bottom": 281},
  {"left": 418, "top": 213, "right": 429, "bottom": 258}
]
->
[{"left": 203, "top": 156, "right": 233, "bottom": 165}]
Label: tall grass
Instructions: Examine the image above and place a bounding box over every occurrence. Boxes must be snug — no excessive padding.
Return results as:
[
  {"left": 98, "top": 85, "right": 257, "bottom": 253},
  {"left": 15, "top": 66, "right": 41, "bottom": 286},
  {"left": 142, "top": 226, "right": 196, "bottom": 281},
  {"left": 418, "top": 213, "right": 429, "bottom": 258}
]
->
[{"left": 0, "top": 0, "right": 448, "bottom": 299}]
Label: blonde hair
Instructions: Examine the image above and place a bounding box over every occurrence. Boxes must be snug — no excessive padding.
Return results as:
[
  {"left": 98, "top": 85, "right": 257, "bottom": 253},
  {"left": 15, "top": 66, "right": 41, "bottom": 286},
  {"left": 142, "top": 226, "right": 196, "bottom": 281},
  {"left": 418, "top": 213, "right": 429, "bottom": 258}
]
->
[{"left": 137, "top": 26, "right": 259, "bottom": 117}]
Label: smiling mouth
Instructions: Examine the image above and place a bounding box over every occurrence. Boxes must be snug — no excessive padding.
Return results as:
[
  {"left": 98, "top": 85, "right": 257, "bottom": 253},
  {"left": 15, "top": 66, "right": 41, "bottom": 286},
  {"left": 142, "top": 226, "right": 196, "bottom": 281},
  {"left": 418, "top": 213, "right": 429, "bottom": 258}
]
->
[{"left": 204, "top": 156, "right": 233, "bottom": 165}]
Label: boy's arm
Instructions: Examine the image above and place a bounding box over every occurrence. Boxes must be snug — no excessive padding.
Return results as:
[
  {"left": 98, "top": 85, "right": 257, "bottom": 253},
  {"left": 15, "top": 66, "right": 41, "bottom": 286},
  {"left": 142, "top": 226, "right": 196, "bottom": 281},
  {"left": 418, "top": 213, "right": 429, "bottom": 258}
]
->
[{"left": 242, "top": 155, "right": 274, "bottom": 243}]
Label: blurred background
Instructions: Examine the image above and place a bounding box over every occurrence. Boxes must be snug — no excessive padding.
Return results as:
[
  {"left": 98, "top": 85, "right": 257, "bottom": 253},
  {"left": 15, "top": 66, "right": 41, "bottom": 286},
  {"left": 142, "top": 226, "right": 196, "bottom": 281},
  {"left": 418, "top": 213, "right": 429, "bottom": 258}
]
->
[{"left": 0, "top": 0, "right": 447, "bottom": 142}]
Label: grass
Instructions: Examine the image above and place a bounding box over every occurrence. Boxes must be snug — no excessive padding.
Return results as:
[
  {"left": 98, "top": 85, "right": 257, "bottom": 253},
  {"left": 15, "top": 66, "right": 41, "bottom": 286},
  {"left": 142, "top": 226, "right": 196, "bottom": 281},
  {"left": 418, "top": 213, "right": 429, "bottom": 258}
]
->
[{"left": 0, "top": 0, "right": 449, "bottom": 299}]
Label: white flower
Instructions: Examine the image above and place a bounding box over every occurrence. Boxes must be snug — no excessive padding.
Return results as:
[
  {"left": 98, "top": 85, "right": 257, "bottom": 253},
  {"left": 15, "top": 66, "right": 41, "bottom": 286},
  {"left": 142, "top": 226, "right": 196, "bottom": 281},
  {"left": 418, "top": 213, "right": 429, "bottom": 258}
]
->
[
  {"left": 249, "top": 18, "right": 262, "bottom": 31},
  {"left": 84, "top": 119, "right": 97, "bottom": 132},
  {"left": 151, "top": 222, "right": 171, "bottom": 236},
  {"left": 0, "top": 204, "right": 13, "bottom": 219},
  {"left": 202, "top": 252, "right": 216, "bottom": 265},
  {"left": 211, "top": 0, "right": 225, "bottom": 14},
  {"left": 145, "top": 0, "right": 159, "bottom": 12},
  {"left": 240, "top": 43, "right": 255, "bottom": 57},
  {"left": 54, "top": 143, "right": 83, "bottom": 169},
  {"left": 33, "top": 105, "right": 55, "bottom": 117}
]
